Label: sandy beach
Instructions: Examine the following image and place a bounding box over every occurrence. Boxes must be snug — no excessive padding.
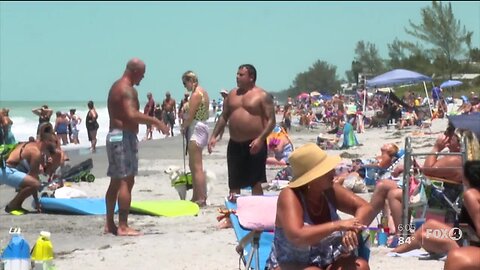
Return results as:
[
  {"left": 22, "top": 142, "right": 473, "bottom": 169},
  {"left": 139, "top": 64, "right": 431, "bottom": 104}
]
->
[{"left": 0, "top": 118, "right": 450, "bottom": 270}]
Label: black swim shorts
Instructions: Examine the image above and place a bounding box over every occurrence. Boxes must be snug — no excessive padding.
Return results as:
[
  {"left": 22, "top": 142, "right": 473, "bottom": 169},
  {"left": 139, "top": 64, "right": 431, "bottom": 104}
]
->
[{"left": 227, "top": 139, "right": 267, "bottom": 190}]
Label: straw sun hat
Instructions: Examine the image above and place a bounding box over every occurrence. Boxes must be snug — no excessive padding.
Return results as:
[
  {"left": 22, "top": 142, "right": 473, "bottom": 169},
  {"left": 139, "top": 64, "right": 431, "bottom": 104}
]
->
[{"left": 288, "top": 143, "right": 341, "bottom": 188}]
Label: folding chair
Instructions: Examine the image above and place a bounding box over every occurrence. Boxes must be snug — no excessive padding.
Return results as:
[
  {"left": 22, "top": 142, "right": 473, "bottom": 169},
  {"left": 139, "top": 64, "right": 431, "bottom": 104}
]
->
[
  {"left": 224, "top": 196, "right": 277, "bottom": 270},
  {"left": 362, "top": 148, "right": 405, "bottom": 186},
  {"left": 400, "top": 136, "right": 467, "bottom": 239}
]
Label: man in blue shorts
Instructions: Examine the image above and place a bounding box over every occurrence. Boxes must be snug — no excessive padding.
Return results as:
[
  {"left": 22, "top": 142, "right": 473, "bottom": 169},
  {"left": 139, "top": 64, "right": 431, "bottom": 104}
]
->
[
  {"left": 1, "top": 122, "right": 57, "bottom": 213},
  {"left": 208, "top": 64, "right": 276, "bottom": 197},
  {"left": 105, "top": 58, "right": 169, "bottom": 236}
]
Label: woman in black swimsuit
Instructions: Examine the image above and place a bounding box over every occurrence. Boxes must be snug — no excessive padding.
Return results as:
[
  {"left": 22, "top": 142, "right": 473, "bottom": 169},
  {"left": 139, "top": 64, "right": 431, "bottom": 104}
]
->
[
  {"left": 32, "top": 105, "right": 53, "bottom": 136},
  {"left": 86, "top": 101, "right": 99, "bottom": 153}
]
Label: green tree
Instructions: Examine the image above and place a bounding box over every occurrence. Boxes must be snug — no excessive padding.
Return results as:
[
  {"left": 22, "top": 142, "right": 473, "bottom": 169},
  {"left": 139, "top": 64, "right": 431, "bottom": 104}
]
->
[
  {"left": 290, "top": 60, "right": 341, "bottom": 95},
  {"left": 387, "top": 38, "right": 434, "bottom": 74},
  {"left": 470, "top": 48, "right": 480, "bottom": 62},
  {"left": 353, "top": 41, "right": 385, "bottom": 75},
  {"left": 274, "top": 60, "right": 342, "bottom": 102},
  {"left": 405, "top": 1, "right": 473, "bottom": 78}
]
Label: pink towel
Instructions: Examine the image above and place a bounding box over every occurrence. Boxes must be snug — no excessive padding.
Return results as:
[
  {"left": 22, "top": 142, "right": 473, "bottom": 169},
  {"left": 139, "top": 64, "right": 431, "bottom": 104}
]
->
[{"left": 236, "top": 196, "right": 278, "bottom": 231}]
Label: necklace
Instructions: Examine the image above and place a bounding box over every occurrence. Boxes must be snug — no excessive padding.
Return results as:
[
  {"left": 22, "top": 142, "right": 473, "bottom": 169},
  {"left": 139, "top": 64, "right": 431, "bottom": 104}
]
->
[{"left": 306, "top": 191, "right": 327, "bottom": 218}]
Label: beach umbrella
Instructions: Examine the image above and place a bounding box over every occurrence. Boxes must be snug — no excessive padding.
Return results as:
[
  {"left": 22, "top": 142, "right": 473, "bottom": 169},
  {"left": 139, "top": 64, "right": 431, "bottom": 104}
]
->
[
  {"left": 440, "top": 80, "right": 463, "bottom": 89},
  {"left": 448, "top": 113, "right": 480, "bottom": 139},
  {"left": 297, "top": 92, "right": 309, "bottom": 99}
]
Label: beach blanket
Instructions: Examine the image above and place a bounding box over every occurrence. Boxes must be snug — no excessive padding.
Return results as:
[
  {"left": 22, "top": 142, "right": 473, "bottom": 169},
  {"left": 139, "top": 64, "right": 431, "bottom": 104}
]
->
[{"left": 387, "top": 249, "right": 446, "bottom": 261}]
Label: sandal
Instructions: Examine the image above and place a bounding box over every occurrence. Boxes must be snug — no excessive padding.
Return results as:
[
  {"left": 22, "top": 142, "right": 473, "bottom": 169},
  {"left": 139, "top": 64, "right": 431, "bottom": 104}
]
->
[
  {"left": 5, "top": 205, "right": 30, "bottom": 215},
  {"left": 387, "top": 235, "right": 399, "bottom": 248}
]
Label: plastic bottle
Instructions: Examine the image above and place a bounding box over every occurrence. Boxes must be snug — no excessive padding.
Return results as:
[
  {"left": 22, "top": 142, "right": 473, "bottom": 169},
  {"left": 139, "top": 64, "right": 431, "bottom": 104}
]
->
[
  {"left": 1, "top": 228, "right": 31, "bottom": 270},
  {"left": 31, "top": 231, "right": 55, "bottom": 270}
]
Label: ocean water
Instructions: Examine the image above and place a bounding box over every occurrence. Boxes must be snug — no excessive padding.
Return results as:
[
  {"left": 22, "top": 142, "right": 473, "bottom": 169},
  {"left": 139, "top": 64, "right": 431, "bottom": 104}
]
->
[{"left": 0, "top": 100, "right": 217, "bottom": 152}]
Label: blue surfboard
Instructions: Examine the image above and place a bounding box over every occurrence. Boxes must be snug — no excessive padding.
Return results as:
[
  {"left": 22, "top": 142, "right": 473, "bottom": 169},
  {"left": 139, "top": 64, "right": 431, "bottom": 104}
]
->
[{"left": 39, "top": 198, "right": 117, "bottom": 215}]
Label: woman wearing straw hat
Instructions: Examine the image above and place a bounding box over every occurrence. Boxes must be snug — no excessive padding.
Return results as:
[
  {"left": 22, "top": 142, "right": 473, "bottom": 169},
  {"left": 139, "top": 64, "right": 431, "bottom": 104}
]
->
[{"left": 267, "top": 143, "right": 372, "bottom": 270}]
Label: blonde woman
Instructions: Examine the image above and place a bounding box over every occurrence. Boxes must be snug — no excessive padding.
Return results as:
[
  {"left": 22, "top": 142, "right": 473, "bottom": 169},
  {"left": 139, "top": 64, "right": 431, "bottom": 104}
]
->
[{"left": 181, "top": 71, "right": 210, "bottom": 207}]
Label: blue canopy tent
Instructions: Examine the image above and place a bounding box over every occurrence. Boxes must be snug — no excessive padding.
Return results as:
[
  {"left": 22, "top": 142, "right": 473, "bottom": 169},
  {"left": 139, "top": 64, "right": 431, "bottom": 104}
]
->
[
  {"left": 366, "top": 69, "right": 433, "bottom": 117},
  {"left": 366, "top": 69, "right": 432, "bottom": 88}
]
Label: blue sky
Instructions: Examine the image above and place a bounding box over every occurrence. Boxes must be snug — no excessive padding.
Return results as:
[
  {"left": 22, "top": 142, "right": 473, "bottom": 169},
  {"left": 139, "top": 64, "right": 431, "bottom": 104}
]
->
[{"left": 1, "top": 1, "right": 479, "bottom": 102}]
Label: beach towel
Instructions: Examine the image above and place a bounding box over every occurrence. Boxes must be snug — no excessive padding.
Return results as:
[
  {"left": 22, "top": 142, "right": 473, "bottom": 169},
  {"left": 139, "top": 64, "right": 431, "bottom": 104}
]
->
[
  {"left": 341, "top": 122, "right": 359, "bottom": 149},
  {"left": 225, "top": 196, "right": 276, "bottom": 270}
]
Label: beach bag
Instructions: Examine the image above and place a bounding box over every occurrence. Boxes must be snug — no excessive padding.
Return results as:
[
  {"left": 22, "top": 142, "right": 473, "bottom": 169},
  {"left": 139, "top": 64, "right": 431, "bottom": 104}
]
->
[{"left": 408, "top": 176, "right": 427, "bottom": 205}]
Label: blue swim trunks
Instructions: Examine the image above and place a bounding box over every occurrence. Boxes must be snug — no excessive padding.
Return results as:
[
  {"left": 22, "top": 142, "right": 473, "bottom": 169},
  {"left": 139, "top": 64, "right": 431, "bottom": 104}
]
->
[
  {"left": 106, "top": 129, "right": 138, "bottom": 179},
  {"left": 0, "top": 167, "right": 27, "bottom": 189}
]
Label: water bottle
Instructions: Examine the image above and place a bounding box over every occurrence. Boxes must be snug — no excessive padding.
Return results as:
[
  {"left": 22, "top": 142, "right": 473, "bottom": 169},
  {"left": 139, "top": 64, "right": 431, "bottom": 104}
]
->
[
  {"left": 1, "top": 228, "right": 31, "bottom": 270},
  {"left": 31, "top": 231, "right": 55, "bottom": 270}
]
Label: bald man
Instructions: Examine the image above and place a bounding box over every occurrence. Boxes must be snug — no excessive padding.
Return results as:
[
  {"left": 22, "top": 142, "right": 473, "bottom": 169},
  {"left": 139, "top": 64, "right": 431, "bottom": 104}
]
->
[{"left": 105, "top": 58, "right": 169, "bottom": 236}]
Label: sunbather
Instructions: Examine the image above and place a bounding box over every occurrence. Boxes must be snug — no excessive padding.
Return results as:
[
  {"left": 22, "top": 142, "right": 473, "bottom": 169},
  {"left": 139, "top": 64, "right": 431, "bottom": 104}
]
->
[
  {"left": 334, "top": 142, "right": 399, "bottom": 186},
  {"left": 393, "top": 159, "right": 480, "bottom": 257},
  {"left": 267, "top": 143, "right": 372, "bottom": 270},
  {"left": 366, "top": 127, "right": 479, "bottom": 241},
  {"left": 266, "top": 126, "right": 294, "bottom": 166}
]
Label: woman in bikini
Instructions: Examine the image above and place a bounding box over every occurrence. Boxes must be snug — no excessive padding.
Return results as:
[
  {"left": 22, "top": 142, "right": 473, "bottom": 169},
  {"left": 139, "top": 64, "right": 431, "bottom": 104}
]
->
[
  {"left": 1, "top": 123, "right": 57, "bottom": 213},
  {"left": 181, "top": 71, "right": 210, "bottom": 207},
  {"left": 267, "top": 143, "right": 372, "bottom": 270}
]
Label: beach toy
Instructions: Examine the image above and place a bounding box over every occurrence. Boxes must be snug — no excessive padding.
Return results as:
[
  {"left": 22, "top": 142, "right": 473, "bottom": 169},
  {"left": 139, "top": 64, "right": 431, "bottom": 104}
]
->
[
  {"left": 1, "top": 228, "right": 31, "bottom": 270},
  {"left": 130, "top": 200, "right": 200, "bottom": 217},
  {"left": 367, "top": 227, "right": 378, "bottom": 246},
  {"left": 31, "top": 231, "right": 55, "bottom": 270},
  {"left": 377, "top": 231, "right": 388, "bottom": 246}
]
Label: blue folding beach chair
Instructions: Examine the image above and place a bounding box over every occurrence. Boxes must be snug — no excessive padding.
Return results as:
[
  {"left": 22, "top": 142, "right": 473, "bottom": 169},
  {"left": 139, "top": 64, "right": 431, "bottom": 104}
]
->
[
  {"left": 362, "top": 148, "right": 405, "bottom": 186},
  {"left": 224, "top": 196, "right": 277, "bottom": 270}
]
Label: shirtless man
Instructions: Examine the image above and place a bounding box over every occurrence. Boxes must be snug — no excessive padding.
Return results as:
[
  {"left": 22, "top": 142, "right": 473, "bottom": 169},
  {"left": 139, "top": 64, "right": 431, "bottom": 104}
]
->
[
  {"left": 1, "top": 122, "right": 57, "bottom": 214},
  {"left": 162, "top": 91, "right": 176, "bottom": 136},
  {"left": 208, "top": 64, "right": 275, "bottom": 196},
  {"left": 105, "top": 58, "right": 169, "bottom": 236}
]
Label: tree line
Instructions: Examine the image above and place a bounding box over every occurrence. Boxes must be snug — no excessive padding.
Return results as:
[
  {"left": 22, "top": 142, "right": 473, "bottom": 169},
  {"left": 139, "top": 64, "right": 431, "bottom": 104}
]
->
[{"left": 274, "top": 1, "right": 480, "bottom": 103}]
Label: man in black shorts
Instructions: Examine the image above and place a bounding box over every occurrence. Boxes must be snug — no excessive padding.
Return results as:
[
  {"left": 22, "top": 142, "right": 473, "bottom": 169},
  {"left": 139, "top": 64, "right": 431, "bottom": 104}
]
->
[{"left": 208, "top": 64, "right": 275, "bottom": 197}]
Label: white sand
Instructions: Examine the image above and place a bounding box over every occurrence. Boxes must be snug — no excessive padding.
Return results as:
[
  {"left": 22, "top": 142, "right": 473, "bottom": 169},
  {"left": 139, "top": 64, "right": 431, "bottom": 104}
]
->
[{"left": 0, "top": 118, "right": 450, "bottom": 270}]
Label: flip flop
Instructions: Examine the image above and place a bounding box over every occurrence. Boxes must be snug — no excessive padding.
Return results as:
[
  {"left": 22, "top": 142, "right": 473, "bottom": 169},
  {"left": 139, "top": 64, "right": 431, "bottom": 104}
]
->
[{"left": 4, "top": 205, "right": 30, "bottom": 215}]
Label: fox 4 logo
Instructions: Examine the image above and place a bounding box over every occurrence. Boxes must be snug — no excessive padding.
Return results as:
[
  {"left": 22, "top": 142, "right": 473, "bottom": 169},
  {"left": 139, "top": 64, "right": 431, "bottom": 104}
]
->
[{"left": 425, "top": 227, "right": 463, "bottom": 241}]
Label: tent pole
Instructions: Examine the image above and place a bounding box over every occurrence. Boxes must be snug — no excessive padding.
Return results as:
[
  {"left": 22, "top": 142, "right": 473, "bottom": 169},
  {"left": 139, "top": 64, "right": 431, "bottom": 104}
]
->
[{"left": 423, "top": 81, "right": 433, "bottom": 118}]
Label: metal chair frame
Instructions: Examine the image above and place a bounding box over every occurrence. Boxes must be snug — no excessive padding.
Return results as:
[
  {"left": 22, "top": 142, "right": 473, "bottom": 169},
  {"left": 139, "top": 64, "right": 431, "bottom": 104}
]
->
[{"left": 400, "top": 136, "right": 467, "bottom": 239}]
